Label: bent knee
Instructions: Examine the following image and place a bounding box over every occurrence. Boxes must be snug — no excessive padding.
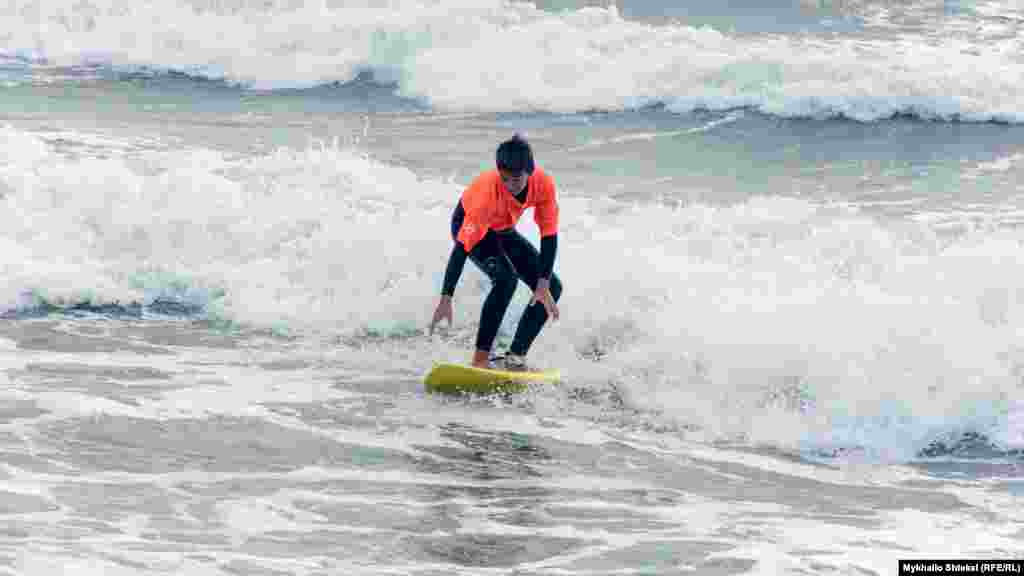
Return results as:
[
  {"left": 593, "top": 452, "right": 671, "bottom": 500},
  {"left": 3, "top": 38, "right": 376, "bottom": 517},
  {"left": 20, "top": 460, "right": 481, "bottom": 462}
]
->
[{"left": 491, "top": 271, "right": 518, "bottom": 298}]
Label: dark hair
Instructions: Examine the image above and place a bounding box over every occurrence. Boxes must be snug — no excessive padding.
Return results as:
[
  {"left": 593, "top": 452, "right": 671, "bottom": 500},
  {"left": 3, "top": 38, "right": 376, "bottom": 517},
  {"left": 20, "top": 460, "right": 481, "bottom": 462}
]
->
[{"left": 496, "top": 134, "right": 535, "bottom": 175}]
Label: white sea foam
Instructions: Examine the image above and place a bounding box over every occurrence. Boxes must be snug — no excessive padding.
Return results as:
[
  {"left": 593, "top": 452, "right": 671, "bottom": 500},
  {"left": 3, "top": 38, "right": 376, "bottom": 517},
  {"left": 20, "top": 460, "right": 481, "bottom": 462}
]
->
[
  {"left": 2, "top": 125, "right": 1023, "bottom": 455},
  {"left": 1, "top": 0, "right": 1021, "bottom": 121}
]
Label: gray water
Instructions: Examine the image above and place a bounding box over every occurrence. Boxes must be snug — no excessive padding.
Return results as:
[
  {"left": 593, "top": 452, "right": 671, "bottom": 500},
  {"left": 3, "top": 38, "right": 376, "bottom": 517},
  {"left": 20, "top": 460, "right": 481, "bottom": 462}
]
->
[{"left": 1, "top": 0, "right": 1023, "bottom": 574}]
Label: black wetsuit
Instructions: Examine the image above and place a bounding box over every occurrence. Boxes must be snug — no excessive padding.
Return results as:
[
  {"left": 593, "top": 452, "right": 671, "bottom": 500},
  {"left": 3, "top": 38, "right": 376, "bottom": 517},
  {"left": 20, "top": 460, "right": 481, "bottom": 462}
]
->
[{"left": 441, "top": 186, "right": 563, "bottom": 355}]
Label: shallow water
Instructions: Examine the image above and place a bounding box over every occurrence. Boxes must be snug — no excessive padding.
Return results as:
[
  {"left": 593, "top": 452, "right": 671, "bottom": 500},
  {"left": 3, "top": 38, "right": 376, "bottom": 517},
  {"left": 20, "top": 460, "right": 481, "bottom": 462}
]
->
[{"left": 1, "top": 317, "right": 1021, "bottom": 574}]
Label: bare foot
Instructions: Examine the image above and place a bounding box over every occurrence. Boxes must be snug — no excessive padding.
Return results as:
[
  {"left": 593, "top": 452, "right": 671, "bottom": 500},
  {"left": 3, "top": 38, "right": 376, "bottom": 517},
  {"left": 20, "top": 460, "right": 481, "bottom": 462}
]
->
[{"left": 471, "top": 349, "right": 490, "bottom": 369}]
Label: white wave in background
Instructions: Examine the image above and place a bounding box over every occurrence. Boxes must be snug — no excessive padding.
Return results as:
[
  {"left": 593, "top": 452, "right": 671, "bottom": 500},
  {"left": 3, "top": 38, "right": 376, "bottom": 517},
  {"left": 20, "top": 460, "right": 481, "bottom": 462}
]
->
[
  {"left": 0, "top": 0, "right": 1021, "bottom": 121},
  {"left": 2, "top": 124, "right": 1024, "bottom": 456}
]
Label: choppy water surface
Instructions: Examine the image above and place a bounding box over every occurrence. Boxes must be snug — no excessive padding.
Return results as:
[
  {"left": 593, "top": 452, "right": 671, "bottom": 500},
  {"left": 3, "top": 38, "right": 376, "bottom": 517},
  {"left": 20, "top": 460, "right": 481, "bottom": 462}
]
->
[{"left": 1, "top": 0, "right": 1023, "bottom": 573}]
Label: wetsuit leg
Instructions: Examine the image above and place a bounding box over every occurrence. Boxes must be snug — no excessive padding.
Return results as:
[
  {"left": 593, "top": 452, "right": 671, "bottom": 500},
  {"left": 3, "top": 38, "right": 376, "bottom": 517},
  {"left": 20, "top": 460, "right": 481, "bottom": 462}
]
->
[
  {"left": 464, "top": 231, "right": 519, "bottom": 353},
  {"left": 497, "top": 231, "right": 563, "bottom": 356}
]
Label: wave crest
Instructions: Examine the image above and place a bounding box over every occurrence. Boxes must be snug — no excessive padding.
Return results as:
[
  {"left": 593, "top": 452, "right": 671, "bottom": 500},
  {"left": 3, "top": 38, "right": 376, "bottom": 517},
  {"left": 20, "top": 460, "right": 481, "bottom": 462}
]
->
[{"left": 1, "top": 1, "right": 1020, "bottom": 122}]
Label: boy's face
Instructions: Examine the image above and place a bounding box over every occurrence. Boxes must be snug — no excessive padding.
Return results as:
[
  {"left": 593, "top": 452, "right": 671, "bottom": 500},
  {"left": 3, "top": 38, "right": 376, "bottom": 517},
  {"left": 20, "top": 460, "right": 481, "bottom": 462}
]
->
[{"left": 499, "top": 169, "right": 528, "bottom": 196}]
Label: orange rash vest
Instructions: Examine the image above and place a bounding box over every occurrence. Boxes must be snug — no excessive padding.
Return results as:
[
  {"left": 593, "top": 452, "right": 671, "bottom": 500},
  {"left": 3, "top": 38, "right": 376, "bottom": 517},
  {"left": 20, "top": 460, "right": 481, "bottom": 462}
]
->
[{"left": 455, "top": 168, "right": 559, "bottom": 252}]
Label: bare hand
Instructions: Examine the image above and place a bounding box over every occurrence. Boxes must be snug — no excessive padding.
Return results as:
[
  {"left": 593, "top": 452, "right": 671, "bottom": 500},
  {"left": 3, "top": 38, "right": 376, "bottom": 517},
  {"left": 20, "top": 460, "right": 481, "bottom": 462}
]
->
[
  {"left": 531, "top": 279, "right": 559, "bottom": 321},
  {"left": 430, "top": 295, "right": 453, "bottom": 335}
]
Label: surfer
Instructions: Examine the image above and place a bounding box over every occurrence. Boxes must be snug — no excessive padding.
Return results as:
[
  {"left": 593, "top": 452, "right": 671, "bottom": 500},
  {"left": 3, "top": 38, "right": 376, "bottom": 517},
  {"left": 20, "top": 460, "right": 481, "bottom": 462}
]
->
[{"left": 429, "top": 134, "right": 562, "bottom": 370}]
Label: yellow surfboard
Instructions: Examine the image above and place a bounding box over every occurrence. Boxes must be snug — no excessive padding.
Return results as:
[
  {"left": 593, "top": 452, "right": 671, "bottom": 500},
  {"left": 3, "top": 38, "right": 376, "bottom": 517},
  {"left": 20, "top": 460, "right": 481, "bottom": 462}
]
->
[{"left": 424, "top": 362, "right": 561, "bottom": 395}]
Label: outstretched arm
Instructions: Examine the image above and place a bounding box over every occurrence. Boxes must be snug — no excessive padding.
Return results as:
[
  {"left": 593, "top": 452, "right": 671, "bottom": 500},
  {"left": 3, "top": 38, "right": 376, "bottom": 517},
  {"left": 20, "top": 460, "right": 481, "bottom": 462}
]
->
[
  {"left": 539, "top": 234, "right": 557, "bottom": 281},
  {"left": 441, "top": 241, "right": 469, "bottom": 297},
  {"left": 431, "top": 241, "right": 468, "bottom": 334},
  {"left": 532, "top": 234, "right": 560, "bottom": 320},
  {"left": 532, "top": 172, "right": 560, "bottom": 320}
]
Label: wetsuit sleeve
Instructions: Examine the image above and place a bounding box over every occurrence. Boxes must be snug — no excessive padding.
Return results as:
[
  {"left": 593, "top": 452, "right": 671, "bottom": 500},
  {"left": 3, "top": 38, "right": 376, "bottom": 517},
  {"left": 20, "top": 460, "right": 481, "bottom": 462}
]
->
[
  {"left": 442, "top": 200, "right": 470, "bottom": 297},
  {"left": 539, "top": 234, "right": 557, "bottom": 281},
  {"left": 441, "top": 242, "right": 468, "bottom": 297},
  {"left": 533, "top": 172, "right": 559, "bottom": 238}
]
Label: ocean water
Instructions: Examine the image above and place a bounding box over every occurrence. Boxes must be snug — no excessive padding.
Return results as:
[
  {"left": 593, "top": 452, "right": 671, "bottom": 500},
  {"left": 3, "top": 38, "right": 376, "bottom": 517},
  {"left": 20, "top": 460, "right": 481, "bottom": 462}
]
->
[{"left": 1, "top": 0, "right": 1023, "bottom": 574}]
